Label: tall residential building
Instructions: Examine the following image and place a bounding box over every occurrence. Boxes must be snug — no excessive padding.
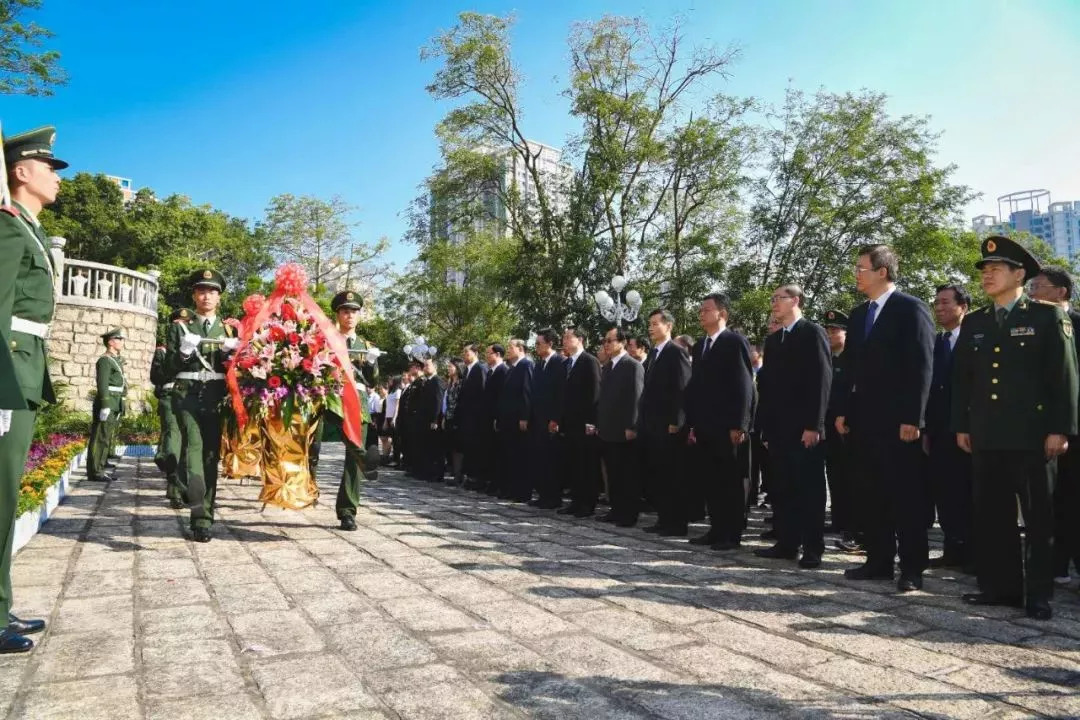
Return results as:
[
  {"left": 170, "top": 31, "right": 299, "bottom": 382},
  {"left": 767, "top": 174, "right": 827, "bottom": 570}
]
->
[
  {"left": 105, "top": 175, "right": 135, "bottom": 203},
  {"left": 972, "top": 189, "right": 1080, "bottom": 258}
]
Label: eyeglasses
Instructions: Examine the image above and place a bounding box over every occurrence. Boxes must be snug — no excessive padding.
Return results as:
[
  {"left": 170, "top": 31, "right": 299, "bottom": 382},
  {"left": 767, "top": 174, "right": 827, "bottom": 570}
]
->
[
  {"left": 853, "top": 266, "right": 877, "bottom": 275},
  {"left": 602, "top": 338, "right": 616, "bottom": 344},
  {"left": 1028, "top": 282, "right": 1057, "bottom": 291},
  {"left": 769, "top": 295, "right": 794, "bottom": 303}
]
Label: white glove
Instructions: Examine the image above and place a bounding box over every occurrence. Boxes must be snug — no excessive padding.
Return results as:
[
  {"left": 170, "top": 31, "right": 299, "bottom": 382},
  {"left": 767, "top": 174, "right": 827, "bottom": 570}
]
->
[
  {"left": 366, "top": 347, "right": 383, "bottom": 362},
  {"left": 0, "top": 409, "right": 11, "bottom": 437},
  {"left": 99, "top": 408, "right": 111, "bottom": 422},
  {"left": 223, "top": 337, "right": 239, "bottom": 352},
  {"left": 179, "top": 331, "right": 200, "bottom": 356}
]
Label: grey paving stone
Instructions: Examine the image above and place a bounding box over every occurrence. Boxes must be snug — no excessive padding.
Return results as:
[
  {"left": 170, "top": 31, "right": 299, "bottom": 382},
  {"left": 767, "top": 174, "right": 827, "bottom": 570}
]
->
[
  {"left": 292, "top": 589, "right": 379, "bottom": 625},
  {"left": 692, "top": 619, "right": 834, "bottom": 669},
  {"left": 566, "top": 607, "right": 696, "bottom": 651},
  {"left": 430, "top": 630, "right": 553, "bottom": 673},
  {"left": 214, "top": 581, "right": 292, "bottom": 614},
  {"left": 141, "top": 604, "right": 228, "bottom": 639},
  {"left": 380, "top": 595, "right": 484, "bottom": 632},
  {"left": 229, "top": 609, "right": 323, "bottom": 657},
  {"left": 329, "top": 616, "right": 438, "bottom": 669},
  {"left": 201, "top": 562, "right": 273, "bottom": 589},
  {"left": 251, "top": 653, "right": 380, "bottom": 719},
  {"left": 33, "top": 630, "right": 134, "bottom": 682},
  {"left": 346, "top": 570, "right": 428, "bottom": 599},
  {"left": 18, "top": 674, "right": 140, "bottom": 720},
  {"left": 135, "top": 556, "right": 200, "bottom": 580},
  {"left": 530, "top": 635, "right": 682, "bottom": 684},
  {"left": 136, "top": 577, "right": 213, "bottom": 607},
  {"left": 52, "top": 594, "right": 134, "bottom": 634},
  {"left": 470, "top": 599, "right": 574, "bottom": 639},
  {"left": 145, "top": 692, "right": 264, "bottom": 720}
]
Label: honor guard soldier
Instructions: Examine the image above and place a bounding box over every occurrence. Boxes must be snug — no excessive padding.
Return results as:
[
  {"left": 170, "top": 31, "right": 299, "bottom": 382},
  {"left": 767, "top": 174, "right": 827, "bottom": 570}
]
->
[
  {"left": 325, "top": 290, "right": 380, "bottom": 531},
  {"left": 952, "top": 235, "right": 1079, "bottom": 620},
  {"left": 88, "top": 328, "right": 127, "bottom": 482},
  {"left": 822, "top": 310, "right": 858, "bottom": 547},
  {"left": 152, "top": 308, "right": 191, "bottom": 507},
  {"left": 166, "top": 269, "right": 238, "bottom": 542},
  {"left": 0, "top": 125, "right": 67, "bottom": 653}
]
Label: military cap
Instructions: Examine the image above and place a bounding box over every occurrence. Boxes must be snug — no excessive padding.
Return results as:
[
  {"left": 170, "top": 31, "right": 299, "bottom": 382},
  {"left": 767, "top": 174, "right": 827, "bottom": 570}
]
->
[
  {"left": 3, "top": 126, "right": 69, "bottom": 170},
  {"left": 189, "top": 268, "right": 225, "bottom": 292},
  {"left": 822, "top": 310, "right": 849, "bottom": 329},
  {"left": 101, "top": 327, "right": 125, "bottom": 344},
  {"left": 331, "top": 290, "right": 363, "bottom": 312},
  {"left": 975, "top": 235, "right": 1041, "bottom": 280},
  {"left": 169, "top": 307, "right": 192, "bottom": 322}
]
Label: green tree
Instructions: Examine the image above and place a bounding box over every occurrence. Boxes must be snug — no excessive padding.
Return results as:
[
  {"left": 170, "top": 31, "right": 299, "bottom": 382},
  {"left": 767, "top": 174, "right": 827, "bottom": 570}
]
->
[{"left": 0, "top": 0, "right": 65, "bottom": 96}]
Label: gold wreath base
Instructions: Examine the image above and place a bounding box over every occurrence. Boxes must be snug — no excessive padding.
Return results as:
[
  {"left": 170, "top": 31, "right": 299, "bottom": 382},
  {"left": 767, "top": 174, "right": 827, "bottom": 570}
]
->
[
  {"left": 221, "top": 419, "right": 263, "bottom": 479},
  {"left": 258, "top": 411, "right": 320, "bottom": 510}
]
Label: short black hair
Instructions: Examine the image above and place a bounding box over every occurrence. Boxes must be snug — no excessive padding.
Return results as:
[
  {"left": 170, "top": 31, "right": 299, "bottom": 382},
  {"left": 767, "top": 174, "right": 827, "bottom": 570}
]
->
[
  {"left": 935, "top": 283, "right": 971, "bottom": 308},
  {"left": 702, "top": 292, "right": 731, "bottom": 313},
  {"left": 463, "top": 342, "right": 481, "bottom": 355},
  {"left": 607, "top": 326, "right": 628, "bottom": 343},
  {"left": 488, "top": 343, "right": 505, "bottom": 358},
  {"left": 648, "top": 308, "right": 675, "bottom": 325},
  {"left": 564, "top": 326, "right": 587, "bottom": 342},
  {"left": 858, "top": 244, "right": 899, "bottom": 282},
  {"left": 1037, "top": 266, "right": 1074, "bottom": 300},
  {"left": 628, "top": 335, "right": 650, "bottom": 350},
  {"left": 537, "top": 328, "right": 558, "bottom": 346}
]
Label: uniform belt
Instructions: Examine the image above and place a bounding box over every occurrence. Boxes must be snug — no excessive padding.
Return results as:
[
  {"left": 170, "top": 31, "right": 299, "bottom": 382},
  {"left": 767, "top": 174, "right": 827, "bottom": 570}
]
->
[
  {"left": 108, "top": 385, "right": 125, "bottom": 393},
  {"left": 11, "top": 317, "right": 50, "bottom": 339},
  {"left": 176, "top": 371, "right": 226, "bottom": 382},
  {"left": 162, "top": 382, "right": 175, "bottom": 391}
]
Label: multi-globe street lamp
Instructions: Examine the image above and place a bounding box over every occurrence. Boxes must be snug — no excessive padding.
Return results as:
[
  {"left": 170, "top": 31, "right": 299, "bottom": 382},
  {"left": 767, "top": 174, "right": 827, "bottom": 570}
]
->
[{"left": 594, "top": 275, "right": 643, "bottom": 327}]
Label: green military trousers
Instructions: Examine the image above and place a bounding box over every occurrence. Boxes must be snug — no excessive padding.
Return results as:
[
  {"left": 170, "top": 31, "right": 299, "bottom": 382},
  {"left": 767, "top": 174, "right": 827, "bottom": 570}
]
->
[
  {"left": 154, "top": 395, "right": 184, "bottom": 501},
  {"left": 173, "top": 383, "right": 224, "bottom": 529},
  {"left": 88, "top": 411, "right": 120, "bottom": 480},
  {"left": 0, "top": 409, "right": 37, "bottom": 619},
  {"left": 323, "top": 413, "right": 365, "bottom": 520}
]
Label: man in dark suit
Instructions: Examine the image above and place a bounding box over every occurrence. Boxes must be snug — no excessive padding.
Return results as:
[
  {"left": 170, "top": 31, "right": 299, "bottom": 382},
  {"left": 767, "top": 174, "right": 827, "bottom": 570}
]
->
[
  {"left": 684, "top": 293, "right": 755, "bottom": 551},
  {"left": 477, "top": 343, "right": 508, "bottom": 495},
  {"left": 396, "top": 363, "right": 421, "bottom": 473},
  {"left": 497, "top": 339, "right": 534, "bottom": 501},
  {"left": 559, "top": 327, "right": 602, "bottom": 516},
  {"left": 823, "top": 311, "right": 859, "bottom": 551},
  {"left": 597, "top": 327, "right": 645, "bottom": 526},
  {"left": 627, "top": 335, "right": 650, "bottom": 364},
  {"left": 530, "top": 329, "right": 567, "bottom": 509},
  {"left": 415, "top": 357, "right": 446, "bottom": 482},
  {"left": 457, "top": 343, "right": 488, "bottom": 488},
  {"left": 925, "top": 283, "right": 973, "bottom": 569},
  {"left": 835, "top": 244, "right": 935, "bottom": 592},
  {"left": 1026, "top": 266, "right": 1080, "bottom": 590},
  {"left": 755, "top": 285, "right": 832, "bottom": 567},
  {"left": 639, "top": 309, "right": 692, "bottom": 536}
]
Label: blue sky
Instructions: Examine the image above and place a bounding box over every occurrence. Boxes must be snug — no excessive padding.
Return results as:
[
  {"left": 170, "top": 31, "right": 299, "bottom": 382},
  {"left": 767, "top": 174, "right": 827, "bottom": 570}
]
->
[{"left": 5, "top": 0, "right": 1079, "bottom": 269}]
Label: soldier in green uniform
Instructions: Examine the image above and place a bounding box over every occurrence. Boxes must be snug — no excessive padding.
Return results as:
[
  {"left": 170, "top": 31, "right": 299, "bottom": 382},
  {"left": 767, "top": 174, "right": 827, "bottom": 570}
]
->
[
  {"left": 88, "top": 328, "right": 126, "bottom": 482},
  {"left": 0, "top": 126, "right": 66, "bottom": 653},
  {"left": 952, "top": 235, "right": 1079, "bottom": 621},
  {"left": 152, "top": 308, "right": 191, "bottom": 507},
  {"left": 166, "top": 270, "right": 238, "bottom": 542},
  {"left": 323, "top": 290, "right": 380, "bottom": 531}
]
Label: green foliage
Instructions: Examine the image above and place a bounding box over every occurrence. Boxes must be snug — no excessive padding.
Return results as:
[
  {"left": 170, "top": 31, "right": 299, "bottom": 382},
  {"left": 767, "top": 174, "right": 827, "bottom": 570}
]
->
[{"left": 0, "top": 0, "right": 65, "bottom": 96}]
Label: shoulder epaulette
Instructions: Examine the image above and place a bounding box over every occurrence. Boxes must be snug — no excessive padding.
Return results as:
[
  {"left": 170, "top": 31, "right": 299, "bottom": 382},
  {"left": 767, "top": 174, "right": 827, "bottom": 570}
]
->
[{"left": 0, "top": 206, "right": 18, "bottom": 217}]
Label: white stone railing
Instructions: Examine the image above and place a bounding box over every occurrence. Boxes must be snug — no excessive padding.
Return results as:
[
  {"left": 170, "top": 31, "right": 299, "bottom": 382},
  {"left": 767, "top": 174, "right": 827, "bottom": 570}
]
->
[{"left": 52, "top": 237, "right": 159, "bottom": 316}]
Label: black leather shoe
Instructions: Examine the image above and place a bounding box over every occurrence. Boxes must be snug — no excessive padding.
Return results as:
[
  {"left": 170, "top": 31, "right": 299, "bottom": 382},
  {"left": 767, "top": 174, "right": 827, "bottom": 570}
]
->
[
  {"left": 658, "top": 526, "right": 688, "bottom": 537},
  {"left": 755, "top": 544, "right": 798, "bottom": 560},
  {"left": 928, "top": 554, "right": 964, "bottom": 569},
  {"left": 688, "top": 533, "right": 716, "bottom": 546},
  {"left": 8, "top": 614, "right": 44, "bottom": 635},
  {"left": 527, "top": 499, "right": 543, "bottom": 507},
  {"left": 339, "top": 516, "right": 357, "bottom": 531},
  {"left": 573, "top": 508, "right": 595, "bottom": 518},
  {"left": 1026, "top": 599, "right": 1052, "bottom": 620},
  {"left": 192, "top": 527, "right": 212, "bottom": 543},
  {"left": 844, "top": 564, "right": 894, "bottom": 581},
  {"left": 169, "top": 497, "right": 184, "bottom": 510},
  {"left": 597, "top": 513, "right": 618, "bottom": 523},
  {"left": 363, "top": 445, "right": 380, "bottom": 481},
  {"left": 104, "top": 461, "right": 117, "bottom": 469},
  {"left": 897, "top": 573, "right": 923, "bottom": 592},
  {"left": 89, "top": 474, "right": 115, "bottom": 483},
  {"left": 556, "top": 505, "right": 579, "bottom": 515},
  {"left": 711, "top": 540, "right": 741, "bottom": 551},
  {"left": 834, "top": 535, "right": 865, "bottom": 554},
  {"left": 0, "top": 629, "right": 33, "bottom": 654},
  {"left": 642, "top": 524, "right": 664, "bottom": 534},
  {"left": 798, "top": 554, "right": 822, "bottom": 569},
  {"left": 962, "top": 593, "right": 1022, "bottom": 608}
]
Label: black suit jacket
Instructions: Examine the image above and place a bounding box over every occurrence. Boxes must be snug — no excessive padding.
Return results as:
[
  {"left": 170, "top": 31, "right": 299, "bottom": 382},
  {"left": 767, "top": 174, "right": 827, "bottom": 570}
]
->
[
  {"left": 484, "top": 363, "right": 508, "bottom": 430},
  {"left": 415, "top": 375, "right": 445, "bottom": 426},
  {"left": 457, "top": 361, "right": 489, "bottom": 434},
  {"left": 685, "top": 330, "right": 754, "bottom": 435},
  {"left": 638, "top": 341, "right": 691, "bottom": 434},
  {"left": 924, "top": 330, "right": 958, "bottom": 436},
  {"left": 758, "top": 319, "right": 832, "bottom": 441},
  {"left": 598, "top": 355, "right": 644, "bottom": 443},
  {"left": 497, "top": 358, "right": 534, "bottom": 428},
  {"left": 562, "top": 351, "right": 601, "bottom": 434},
  {"left": 839, "top": 291, "right": 934, "bottom": 433},
  {"left": 531, "top": 353, "right": 567, "bottom": 427}
]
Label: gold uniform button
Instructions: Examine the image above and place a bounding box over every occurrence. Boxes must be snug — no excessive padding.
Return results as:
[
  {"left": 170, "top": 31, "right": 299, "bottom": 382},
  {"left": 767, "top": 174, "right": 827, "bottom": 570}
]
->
[
  {"left": 992, "top": 378, "right": 998, "bottom": 384},
  {"left": 1037, "top": 404, "right": 1044, "bottom": 411},
  {"left": 994, "top": 346, "right": 1001, "bottom": 353},
  {"left": 991, "top": 394, "right": 998, "bottom": 400},
  {"left": 992, "top": 362, "right": 999, "bottom": 368}
]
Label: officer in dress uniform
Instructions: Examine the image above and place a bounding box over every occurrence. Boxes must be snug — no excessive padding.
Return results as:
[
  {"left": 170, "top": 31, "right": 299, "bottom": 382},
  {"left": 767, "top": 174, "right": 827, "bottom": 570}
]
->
[
  {"left": 0, "top": 126, "right": 66, "bottom": 653},
  {"left": 952, "top": 235, "right": 1078, "bottom": 621},
  {"left": 325, "top": 290, "right": 380, "bottom": 531},
  {"left": 88, "top": 328, "right": 126, "bottom": 482},
  {"left": 166, "top": 269, "right": 238, "bottom": 543},
  {"left": 152, "top": 308, "right": 190, "bottom": 507}
]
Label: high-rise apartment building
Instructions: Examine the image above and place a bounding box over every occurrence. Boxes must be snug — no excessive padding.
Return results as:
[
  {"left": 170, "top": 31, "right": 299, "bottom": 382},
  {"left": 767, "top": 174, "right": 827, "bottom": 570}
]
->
[{"left": 972, "top": 189, "right": 1080, "bottom": 258}]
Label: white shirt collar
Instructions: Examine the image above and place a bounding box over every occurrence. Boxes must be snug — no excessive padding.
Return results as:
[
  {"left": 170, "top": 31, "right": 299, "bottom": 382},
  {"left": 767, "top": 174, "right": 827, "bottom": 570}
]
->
[
  {"left": 571, "top": 348, "right": 584, "bottom": 362},
  {"left": 195, "top": 314, "right": 216, "bottom": 325},
  {"left": 467, "top": 359, "right": 478, "bottom": 373},
  {"left": 946, "top": 325, "right": 961, "bottom": 347},
  {"left": 782, "top": 316, "right": 800, "bottom": 333},
  {"left": 654, "top": 339, "right": 669, "bottom": 355},
  {"left": 610, "top": 350, "right": 628, "bottom": 367},
  {"left": 869, "top": 285, "right": 896, "bottom": 309}
]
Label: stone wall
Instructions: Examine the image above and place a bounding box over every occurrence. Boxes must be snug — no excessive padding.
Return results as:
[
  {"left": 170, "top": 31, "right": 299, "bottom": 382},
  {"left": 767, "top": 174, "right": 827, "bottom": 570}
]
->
[{"left": 48, "top": 303, "right": 158, "bottom": 414}]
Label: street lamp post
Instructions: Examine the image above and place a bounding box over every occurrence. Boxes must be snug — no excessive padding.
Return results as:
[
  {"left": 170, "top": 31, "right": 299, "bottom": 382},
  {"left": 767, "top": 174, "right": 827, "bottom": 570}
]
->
[{"left": 594, "top": 275, "right": 643, "bottom": 327}]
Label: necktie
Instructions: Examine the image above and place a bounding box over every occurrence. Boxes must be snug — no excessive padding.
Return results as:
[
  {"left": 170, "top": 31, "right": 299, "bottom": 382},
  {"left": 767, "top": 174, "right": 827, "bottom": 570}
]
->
[
  {"left": 780, "top": 330, "right": 787, "bottom": 344},
  {"left": 203, "top": 319, "right": 210, "bottom": 334},
  {"left": 864, "top": 301, "right": 878, "bottom": 339},
  {"left": 566, "top": 357, "right": 574, "bottom": 376},
  {"left": 933, "top": 332, "right": 948, "bottom": 386},
  {"left": 704, "top": 336, "right": 713, "bottom": 354},
  {"left": 645, "top": 348, "right": 658, "bottom": 374},
  {"left": 996, "top": 307, "right": 1008, "bottom": 328}
]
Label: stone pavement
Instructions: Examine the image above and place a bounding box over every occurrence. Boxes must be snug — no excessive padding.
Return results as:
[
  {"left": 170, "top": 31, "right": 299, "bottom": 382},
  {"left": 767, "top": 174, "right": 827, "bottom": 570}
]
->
[{"left": 2, "top": 445, "right": 1079, "bottom": 719}]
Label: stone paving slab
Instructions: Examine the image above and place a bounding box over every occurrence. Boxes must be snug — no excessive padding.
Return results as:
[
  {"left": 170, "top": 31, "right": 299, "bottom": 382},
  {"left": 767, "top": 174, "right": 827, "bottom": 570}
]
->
[{"left": 2, "top": 444, "right": 1079, "bottom": 718}]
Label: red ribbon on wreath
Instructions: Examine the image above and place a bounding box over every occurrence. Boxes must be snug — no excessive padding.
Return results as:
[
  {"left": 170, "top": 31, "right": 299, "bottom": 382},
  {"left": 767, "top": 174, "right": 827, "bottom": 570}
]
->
[{"left": 225, "top": 264, "right": 363, "bottom": 447}]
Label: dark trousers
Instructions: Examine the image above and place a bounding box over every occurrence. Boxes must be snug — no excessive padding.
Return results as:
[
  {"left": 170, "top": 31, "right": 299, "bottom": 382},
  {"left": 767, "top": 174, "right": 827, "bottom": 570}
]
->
[
  {"left": 1053, "top": 443, "right": 1080, "bottom": 577},
  {"left": 155, "top": 394, "right": 184, "bottom": 500},
  {"left": 972, "top": 449, "right": 1055, "bottom": 601},
  {"left": 928, "top": 431, "right": 973, "bottom": 558},
  {"left": 88, "top": 409, "right": 120, "bottom": 480},
  {"left": 532, "top": 428, "right": 562, "bottom": 504},
  {"left": 696, "top": 431, "right": 746, "bottom": 542},
  {"left": 603, "top": 439, "right": 639, "bottom": 523},
  {"left": 855, "top": 428, "right": 929, "bottom": 574},
  {"left": 323, "top": 413, "right": 364, "bottom": 518},
  {"left": 565, "top": 432, "right": 600, "bottom": 511},
  {"left": 0, "top": 409, "right": 36, "bottom": 619},
  {"left": 824, "top": 424, "right": 854, "bottom": 532},
  {"left": 174, "top": 385, "right": 225, "bottom": 530},
  {"left": 769, "top": 437, "right": 827, "bottom": 556},
  {"left": 419, "top": 425, "right": 444, "bottom": 481},
  {"left": 748, "top": 431, "right": 768, "bottom": 506},
  {"left": 642, "top": 430, "right": 687, "bottom": 531},
  {"left": 498, "top": 426, "right": 531, "bottom": 500}
]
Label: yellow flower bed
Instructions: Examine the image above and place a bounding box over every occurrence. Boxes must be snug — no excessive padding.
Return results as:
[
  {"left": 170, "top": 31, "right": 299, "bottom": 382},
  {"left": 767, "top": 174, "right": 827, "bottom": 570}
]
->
[{"left": 18, "top": 441, "right": 87, "bottom": 516}]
